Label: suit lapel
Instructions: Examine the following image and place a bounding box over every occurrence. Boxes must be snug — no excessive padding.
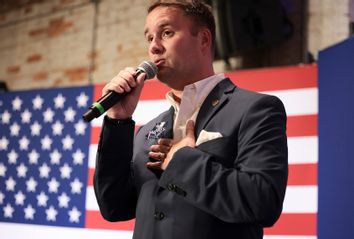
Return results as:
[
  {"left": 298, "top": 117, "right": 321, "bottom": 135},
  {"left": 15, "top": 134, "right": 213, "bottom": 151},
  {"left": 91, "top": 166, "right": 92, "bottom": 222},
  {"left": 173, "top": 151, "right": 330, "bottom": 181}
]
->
[
  {"left": 195, "top": 78, "right": 236, "bottom": 136},
  {"left": 160, "top": 106, "right": 174, "bottom": 139}
]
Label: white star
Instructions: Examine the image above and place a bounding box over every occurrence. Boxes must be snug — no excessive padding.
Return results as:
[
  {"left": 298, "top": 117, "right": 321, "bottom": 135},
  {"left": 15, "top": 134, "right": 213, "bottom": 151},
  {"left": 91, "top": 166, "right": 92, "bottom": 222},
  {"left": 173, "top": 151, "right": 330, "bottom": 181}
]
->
[
  {"left": 10, "top": 122, "right": 21, "bottom": 136},
  {"left": 24, "top": 204, "right": 36, "bottom": 220},
  {"left": 30, "top": 121, "right": 42, "bottom": 136},
  {"left": 74, "top": 120, "right": 87, "bottom": 135},
  {"left": 64, "top": 107, "right": 76, "bottom": 122},
  {"left": 58, "top": 192, "right": 70, "bottom": 208},
  {"left": 19, "top": 136, "right": 30, "bottom": 150},
  {"left": 8, "top": 150, "right": 18, "bottom": 164},
  {"left": 76, "top": 92, "right": 89, "bottom": 108},
  {"left": 0, "top": 136, "right": 9, "bottom": 151},
  {"left": 14, "top": 191, "right": 26, "bottom": 205},
  {"left": 72, "top": 149, "right": 85, "bottom": 165},
  {"left": 32, "top": 95, "right": 44, "bottom": 110},
  {"left": 43, "top": 108, "right": 55, "bottom": 123},
  {"left": 60, "top": 163, "right": 72, "bottom": 179},
  {"left": 68, "top": 207, "right": 81, "bottom": 223},
  {"left": 45, "top": 205, "right": 58, "bottom": 221},
  {"left": 52, "top": 121, "right": 64, "bottom": 135},
  {"left": 12, "top": 96, "right": 22, "bottom": 111},
  {"left": 38, "top": 163, "right": 51, "bottom": 178},
  {"left": 37, "top": 191, "right": 48, "bottom": 207},
  {"left": 70, "top": 178, "right": 83, "bottom": 194},
  {"left": 48, "top": 178, "right": 60, "bottom": 193},
  {"left": 41, "top": 135, "right": 52, "bottom": 150},
  {"left": 54, "top": 94, "right": 66, "bottom": 109},
  {"left": 3, "top": 203, "right": 14, "bottom": 218},
  {"left": 21, "top": 109, "right": 32, "bottom": 123},
  {"left": 0, "top": 191, "right": 5, "bottom": 204},
  {"left": 16, "top": 163, "right": 28, "bottom": 178},
  {"left": 5, "top": 177, "right": 16, "bottom": 191},
  {"left": 0, "top": 163, "right": 7, "bottom": 177},
  {"left": 62, "top": 135, "right": 74, "bottom": 150},
  {"left": 28, "top": 149, "right": 39, "bottom": 164},
  {"left": 26, "top": 177, "right": 37, "bottom": 192},
  {"left": 1, "top": 110, "right": 11, "bottom": 124},
  {"left": 50, "top": 149, "right": 61, "bottom": 165}
]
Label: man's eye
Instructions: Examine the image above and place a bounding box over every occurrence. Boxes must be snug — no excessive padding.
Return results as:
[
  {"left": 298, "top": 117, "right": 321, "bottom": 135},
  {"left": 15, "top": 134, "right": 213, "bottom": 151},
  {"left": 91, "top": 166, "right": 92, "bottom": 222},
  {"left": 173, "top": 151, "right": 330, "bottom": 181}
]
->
[{"left": 162, "top": 31, "right": 173, "bottom": 38}]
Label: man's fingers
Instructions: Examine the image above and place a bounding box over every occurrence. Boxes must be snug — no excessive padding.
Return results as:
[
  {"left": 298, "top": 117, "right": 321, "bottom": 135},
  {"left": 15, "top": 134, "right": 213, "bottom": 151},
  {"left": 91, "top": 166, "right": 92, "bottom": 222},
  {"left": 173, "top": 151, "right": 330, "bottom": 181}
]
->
[
  {"left": 146, "top": 161, "right": 162, "bottom": 169},
  {"left": 148, "top": 151, "right": 166, "bottom": 161},
  {"left": 185, "top": 120, "right": 195, "bottom": 138}
]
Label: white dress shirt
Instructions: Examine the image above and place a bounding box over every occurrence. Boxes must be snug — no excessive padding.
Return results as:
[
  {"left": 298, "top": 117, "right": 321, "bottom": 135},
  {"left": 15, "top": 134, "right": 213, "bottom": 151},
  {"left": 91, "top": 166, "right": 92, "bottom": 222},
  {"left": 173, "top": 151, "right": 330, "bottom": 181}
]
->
[{"left": 166, "top": 73, "right": 225, "bottom": 141}]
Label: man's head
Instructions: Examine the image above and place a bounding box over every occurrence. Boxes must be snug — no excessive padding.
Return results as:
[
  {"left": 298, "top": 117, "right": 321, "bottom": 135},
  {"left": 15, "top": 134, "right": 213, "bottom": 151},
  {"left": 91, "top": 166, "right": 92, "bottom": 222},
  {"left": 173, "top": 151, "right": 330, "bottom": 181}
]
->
[
  {"left": 147, "top": 0, "right": 215, "bottom": 52},
  {"left": 145, "top": 0, "right": 216, "bottom": 90}
]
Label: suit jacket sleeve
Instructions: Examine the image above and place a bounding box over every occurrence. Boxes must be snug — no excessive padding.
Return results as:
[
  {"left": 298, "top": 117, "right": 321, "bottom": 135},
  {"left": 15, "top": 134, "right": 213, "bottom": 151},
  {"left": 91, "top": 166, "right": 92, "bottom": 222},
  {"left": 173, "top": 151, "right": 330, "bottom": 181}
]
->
[
  {"left": 158, "top": 94, "right": 288, "bottom": 227},
  {"left": 93, "top": 117, "right": 137, "bottom": 221}
]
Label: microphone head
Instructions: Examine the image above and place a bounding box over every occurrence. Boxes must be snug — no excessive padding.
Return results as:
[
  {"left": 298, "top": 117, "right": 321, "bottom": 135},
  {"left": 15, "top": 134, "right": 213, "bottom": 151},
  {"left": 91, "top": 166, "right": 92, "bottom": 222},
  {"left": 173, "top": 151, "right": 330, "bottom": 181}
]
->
[{"left": 137, "top": 61, "right": 158, "bottom": 79}]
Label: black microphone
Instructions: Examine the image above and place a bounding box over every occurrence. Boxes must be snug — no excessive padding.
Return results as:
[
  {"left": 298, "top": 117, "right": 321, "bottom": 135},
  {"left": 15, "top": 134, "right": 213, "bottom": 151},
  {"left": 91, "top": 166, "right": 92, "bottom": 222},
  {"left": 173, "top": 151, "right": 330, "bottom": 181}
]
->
[{"left": 82, "top": 61, "right": 158, "bottom": 122}]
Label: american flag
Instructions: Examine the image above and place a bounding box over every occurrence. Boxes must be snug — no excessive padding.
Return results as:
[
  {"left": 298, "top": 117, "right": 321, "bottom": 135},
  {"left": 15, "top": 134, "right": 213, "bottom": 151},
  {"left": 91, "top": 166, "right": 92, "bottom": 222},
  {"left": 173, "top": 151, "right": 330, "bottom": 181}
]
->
[{"left": 0, "top": 65, "right": 317, "bottom": 239}]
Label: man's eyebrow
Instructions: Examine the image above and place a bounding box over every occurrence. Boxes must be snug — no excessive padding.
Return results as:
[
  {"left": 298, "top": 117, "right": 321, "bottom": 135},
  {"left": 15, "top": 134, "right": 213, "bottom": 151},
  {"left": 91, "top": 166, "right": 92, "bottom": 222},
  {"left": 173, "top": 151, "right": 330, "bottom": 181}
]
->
[{"left": 144, "top": 22, "right": 172, "bottom": 36}]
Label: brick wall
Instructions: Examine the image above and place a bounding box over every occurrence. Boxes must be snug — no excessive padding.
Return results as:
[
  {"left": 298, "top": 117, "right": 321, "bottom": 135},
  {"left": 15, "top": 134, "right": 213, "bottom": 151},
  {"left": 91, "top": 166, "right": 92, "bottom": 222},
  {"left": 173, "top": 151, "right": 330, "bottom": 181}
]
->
[{"left": 0, "top": 0, "right": 350, "bottom": 91}]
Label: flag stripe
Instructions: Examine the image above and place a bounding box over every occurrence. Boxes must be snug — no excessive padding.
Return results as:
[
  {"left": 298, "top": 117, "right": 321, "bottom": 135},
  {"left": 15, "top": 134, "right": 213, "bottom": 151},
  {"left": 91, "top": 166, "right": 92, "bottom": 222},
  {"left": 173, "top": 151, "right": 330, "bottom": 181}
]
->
[
  {"left": 90, "top": 115, "right": 317, "bottom": 145},
  {"left": 90, "top": 88, "right": 318, "bottom": 128},
  {"left": 264, "top": 213, "right": 317, "bottom": 236},
  {"left": 85, "top": 185, "right": 317, "bottom": 213},
  {"left": 86, "top": 211, "right": 135, "bottom": 230},
  {"left": 288, "top": 164, "right": 317, "bottom": 185},
  {"left": 86, "top": 210, "right": 317, "bottom": 236},
  {"left": 287, "top": 115, "right": 317, "bottom": 137},
  {"left": 88, "top": 136, "right": 318, "bottom": 169},
  {"left": 226, "top": 65, "right": 317, "bottom": 92},
  {"left": 87, "top": 163, "right": 317, "bottom": 188},
  {"left": 0, "top": 222, "right": 134, "bottom": 239}
]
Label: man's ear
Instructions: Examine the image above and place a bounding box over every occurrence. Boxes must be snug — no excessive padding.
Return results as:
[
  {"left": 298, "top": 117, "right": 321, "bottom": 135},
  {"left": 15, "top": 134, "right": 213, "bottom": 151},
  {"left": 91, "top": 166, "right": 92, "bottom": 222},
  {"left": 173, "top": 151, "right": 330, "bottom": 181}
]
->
[{"left": 199, "top": 27, "right": 212, "bottom": 52}]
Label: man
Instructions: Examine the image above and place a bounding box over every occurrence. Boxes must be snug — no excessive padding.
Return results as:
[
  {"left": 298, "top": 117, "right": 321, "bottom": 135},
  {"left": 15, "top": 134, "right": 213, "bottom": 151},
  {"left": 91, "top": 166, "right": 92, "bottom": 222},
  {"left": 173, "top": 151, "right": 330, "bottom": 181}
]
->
[{"left": 93, "top": 1, "right": 288, "bottom": 239}]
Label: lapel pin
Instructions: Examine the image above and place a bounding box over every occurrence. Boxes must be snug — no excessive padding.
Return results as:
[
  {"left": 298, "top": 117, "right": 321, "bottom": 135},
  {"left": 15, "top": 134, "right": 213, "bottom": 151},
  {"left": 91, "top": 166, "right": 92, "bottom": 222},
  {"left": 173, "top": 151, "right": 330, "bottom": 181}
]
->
[{"left": 212, "top": 99, "right": 220, "bottom": 107}]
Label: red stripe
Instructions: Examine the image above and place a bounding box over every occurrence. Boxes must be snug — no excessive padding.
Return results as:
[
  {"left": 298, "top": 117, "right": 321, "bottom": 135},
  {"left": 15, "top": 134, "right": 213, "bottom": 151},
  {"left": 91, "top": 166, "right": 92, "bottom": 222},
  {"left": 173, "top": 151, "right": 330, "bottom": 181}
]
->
[
  {"left": 90, "top": 115, "right": 317, "bottom": 145},
  {"left": 287, "top": 115, "right": 317, "bottom": 137},
  {"left": 93, "top": 65, "right": 317, "bottom": 101},
  {"left": 91, "top": 126, "right": 101, "bottom": 145},
  {"left": 264, "top": 213, "right": 317, "bottom": 236},
  {"left": 86, "top": 210, "right": 135, "bottom": 230},
  {"left": 226, "top": 65, "right": 317, "bottom": 92},
  {"left": 86, "top": 210, "right": 316, "bottom": 235},
  {"left": 87, "top": 163, "right": 317, "bottom": 187},
  {"left": 288, "top": 163, "right": 317, "bottom": 185}
]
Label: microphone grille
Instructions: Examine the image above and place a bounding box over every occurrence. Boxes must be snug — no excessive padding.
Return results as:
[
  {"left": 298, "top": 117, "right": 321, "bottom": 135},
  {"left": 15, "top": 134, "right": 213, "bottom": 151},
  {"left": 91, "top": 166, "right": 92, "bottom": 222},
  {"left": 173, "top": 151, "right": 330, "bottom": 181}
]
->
[{"left": 137, "top": 61, "right": 158, "bottom": 79}]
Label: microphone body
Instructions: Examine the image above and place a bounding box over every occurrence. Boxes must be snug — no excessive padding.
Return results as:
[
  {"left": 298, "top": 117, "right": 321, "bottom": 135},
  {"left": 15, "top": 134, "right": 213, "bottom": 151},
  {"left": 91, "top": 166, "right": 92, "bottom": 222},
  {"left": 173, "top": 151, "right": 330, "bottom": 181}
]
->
[{"left": 83, "top": 61, "right": 158, "bottom": 122}]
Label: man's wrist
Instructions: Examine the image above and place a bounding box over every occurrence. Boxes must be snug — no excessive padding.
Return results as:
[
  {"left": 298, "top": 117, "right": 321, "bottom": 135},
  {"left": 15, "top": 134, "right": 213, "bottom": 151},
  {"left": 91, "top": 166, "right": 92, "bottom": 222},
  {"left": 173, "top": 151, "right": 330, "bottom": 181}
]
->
[{"left": 105, "top": 115, "right": 133, "bottom": 125}]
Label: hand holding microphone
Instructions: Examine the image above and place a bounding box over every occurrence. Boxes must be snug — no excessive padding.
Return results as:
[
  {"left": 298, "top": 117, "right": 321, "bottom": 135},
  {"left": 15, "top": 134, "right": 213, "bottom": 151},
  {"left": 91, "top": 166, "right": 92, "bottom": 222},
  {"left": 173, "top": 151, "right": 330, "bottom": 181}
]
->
[{"left": 83, "top": 61, "right": 157, "bottom": 122}]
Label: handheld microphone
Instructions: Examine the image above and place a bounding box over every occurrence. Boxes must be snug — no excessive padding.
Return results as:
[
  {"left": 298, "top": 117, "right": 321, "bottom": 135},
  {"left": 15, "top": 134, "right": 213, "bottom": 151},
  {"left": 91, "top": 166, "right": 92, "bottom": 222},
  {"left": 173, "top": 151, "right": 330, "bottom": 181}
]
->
[{"left": 82, "top": 61, "right": 158, "bottom": 122}]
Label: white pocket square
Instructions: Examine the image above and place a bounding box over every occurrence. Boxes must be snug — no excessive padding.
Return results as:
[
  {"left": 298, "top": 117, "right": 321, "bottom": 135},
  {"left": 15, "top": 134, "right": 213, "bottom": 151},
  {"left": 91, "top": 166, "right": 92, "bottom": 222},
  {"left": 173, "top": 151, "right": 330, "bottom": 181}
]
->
[{"left": 196, "top": 130, "right": 223, "bottom": 146}]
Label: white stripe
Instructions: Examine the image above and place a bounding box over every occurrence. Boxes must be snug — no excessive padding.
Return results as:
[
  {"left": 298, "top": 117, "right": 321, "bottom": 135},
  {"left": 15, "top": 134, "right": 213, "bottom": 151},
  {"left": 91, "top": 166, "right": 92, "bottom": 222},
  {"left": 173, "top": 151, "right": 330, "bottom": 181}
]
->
[
  {"left": 88, "top": 136, "right": 318, "bottom": 169},
  {"left": 86, "top": 186, "right": 99, "bottom": 211},
  {"left": 90, "top": 100, "right": 170, "bottom": 127},
  {"left": 262, "top": 88, "right": 318, "bottom": 116},
  {"left": 86, "top": 185, "right": 318, "bottom": 213},
  {"left": 91, "top": 87, "right": 318, "bottom": 127},
  {"left": 0, "top": 222, "right": 133, "bottom": 239},
  {"left": 288, "top": 136, "right": 318, "bottom": 164},
  {"left": 282, "top": 186, "right": 318, "bottom": 213},
  {"left": 264, "top": 236, "right": 317, "bottom": 239},
  {"left": 89, "top": 144, "right": 98, "bottom": 169}
]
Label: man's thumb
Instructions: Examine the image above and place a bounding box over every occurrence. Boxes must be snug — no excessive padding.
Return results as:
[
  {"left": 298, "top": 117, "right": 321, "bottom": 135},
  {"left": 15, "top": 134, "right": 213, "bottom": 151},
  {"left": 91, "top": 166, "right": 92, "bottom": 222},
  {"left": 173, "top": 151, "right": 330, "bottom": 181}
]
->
[{"left": 185, "top": 120, "right": 195, "bottom": 138}]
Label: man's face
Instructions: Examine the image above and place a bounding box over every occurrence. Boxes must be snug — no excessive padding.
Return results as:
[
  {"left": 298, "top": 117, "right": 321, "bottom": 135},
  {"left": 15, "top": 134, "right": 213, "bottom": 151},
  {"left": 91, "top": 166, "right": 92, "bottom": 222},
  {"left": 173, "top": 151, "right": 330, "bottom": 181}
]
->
[{"left": 144, "top": 6, "right": 203, "bottom": 90}]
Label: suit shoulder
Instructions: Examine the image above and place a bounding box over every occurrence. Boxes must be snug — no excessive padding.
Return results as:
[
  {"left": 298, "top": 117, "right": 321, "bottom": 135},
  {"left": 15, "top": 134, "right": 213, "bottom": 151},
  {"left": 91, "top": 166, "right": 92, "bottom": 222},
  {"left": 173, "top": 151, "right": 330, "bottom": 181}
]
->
[{"left": 230, "top": 87, "right": 286, "bottom": 114}]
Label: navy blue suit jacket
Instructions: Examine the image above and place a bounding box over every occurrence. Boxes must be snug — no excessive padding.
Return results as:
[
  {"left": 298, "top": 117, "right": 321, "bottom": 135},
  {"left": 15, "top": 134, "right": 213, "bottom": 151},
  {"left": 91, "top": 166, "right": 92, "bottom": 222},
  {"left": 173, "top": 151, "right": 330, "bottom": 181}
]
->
[{"left": 94, "top": 78, "right": 288, "bottom": 239}]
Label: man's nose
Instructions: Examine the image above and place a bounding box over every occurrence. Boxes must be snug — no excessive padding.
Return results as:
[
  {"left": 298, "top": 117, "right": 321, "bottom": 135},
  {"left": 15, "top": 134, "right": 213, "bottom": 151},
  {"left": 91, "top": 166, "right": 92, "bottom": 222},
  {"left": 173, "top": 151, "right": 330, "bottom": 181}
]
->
[{"left": 149, "top": 38, "right": 164, "bottom": 55}]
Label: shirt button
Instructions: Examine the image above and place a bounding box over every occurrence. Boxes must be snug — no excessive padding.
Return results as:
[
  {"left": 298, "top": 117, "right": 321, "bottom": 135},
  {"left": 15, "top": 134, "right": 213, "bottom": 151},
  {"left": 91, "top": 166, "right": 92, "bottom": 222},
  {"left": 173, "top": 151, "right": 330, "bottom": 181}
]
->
[{"left": 154, "top": 211, "right": 165, "bottom": 220}]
